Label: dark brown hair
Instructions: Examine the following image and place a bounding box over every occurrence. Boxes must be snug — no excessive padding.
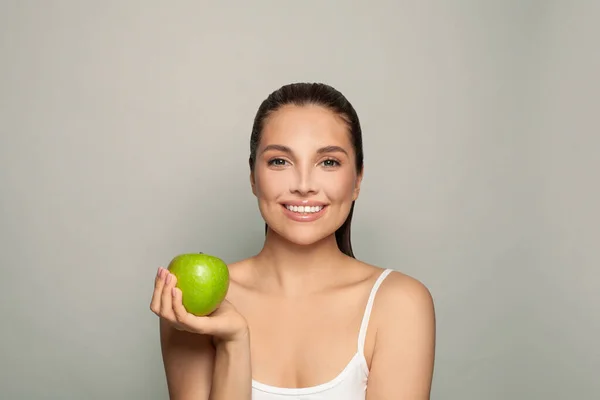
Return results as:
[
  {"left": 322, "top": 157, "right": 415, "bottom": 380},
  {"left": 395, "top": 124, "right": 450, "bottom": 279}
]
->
[{"left": 249, "top": 82, "right": 364, "bottom": 258}]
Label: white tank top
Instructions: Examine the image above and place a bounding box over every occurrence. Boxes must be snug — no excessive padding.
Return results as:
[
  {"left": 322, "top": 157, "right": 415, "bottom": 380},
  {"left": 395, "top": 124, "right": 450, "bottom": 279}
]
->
[{"left": 251, "top": 268, "right": 394, "bottom": 400}]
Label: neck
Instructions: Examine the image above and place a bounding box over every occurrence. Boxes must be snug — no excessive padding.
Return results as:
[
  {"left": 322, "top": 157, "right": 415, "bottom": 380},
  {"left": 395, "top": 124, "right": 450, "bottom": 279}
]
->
[{"left": 252, "top": 228, "right": 348, "bottom": 295}]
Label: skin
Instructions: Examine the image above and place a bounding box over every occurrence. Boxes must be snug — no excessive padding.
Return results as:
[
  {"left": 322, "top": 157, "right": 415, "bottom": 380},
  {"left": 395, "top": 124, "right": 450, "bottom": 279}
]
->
[{"left": 150, "top": 104, "right": 436, "bottom": 399}]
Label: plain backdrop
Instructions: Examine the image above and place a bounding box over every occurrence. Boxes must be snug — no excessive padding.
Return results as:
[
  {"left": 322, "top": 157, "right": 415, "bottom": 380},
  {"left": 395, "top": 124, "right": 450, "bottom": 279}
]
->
[{"left": 1, "top": 1, "right": 598, "bottom": 399}]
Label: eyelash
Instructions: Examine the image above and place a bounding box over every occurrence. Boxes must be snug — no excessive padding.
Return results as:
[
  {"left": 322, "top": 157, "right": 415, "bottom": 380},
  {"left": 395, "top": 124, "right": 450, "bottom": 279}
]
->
[
  {"left": 267, "top": 158, "right": 288, "bottom": 167},
  {"left": 321, "top": 158, "right": 341, "bottom": 168},
  {"left": 267, "top": 158, "right": 341, "bottom": 168}
]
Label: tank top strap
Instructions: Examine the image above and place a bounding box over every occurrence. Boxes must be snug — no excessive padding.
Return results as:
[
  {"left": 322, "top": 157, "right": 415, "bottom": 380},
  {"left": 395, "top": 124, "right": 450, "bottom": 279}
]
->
[{"left": 357, "top": 268, "right": 394, "bottom": 355}]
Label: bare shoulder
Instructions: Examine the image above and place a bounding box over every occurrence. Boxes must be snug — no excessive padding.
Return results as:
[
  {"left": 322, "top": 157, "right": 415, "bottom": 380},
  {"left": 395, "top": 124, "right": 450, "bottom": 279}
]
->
[
  {"left": 353, "top": 259, "right": 434, "bottom": 309},
  {"left": 221, "top": 257, "right": 258, "bottom": 304},
  {"left": 375, "top": 269, "right": 435, "bottom": 318},
  {"left": 225, "top": 257, "right": 252, "bottom": 272},
  {"left": 224, "top": 257, "right": 255, "bottom": 288},
  {"left": 365, "top": 265, "right": 436, "bottom": 398}
]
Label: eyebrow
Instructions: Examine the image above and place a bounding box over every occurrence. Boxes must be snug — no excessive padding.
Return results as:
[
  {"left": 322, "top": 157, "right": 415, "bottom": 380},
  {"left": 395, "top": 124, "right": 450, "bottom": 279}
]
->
[{"left": 260, "top": 144, "right": 348, "bottom": 156}]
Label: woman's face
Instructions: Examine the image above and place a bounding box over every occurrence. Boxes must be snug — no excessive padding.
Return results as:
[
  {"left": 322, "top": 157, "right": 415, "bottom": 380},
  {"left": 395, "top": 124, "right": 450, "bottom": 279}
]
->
[{"left": 251, "top": 104, "right": 363, "bottom": 246}]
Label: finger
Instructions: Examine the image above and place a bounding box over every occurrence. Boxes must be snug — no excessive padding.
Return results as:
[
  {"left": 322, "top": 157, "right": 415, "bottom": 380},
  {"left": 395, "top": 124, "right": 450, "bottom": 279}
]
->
[
  {"left": 172, "top": 287, "right": 209, "bottom": 334},
  {"left": 150, "top": 267, "right": 165, "bottom": 314},
  {"left": 160, "top": 272, "right": 177, "bottom": 320},
  {"left": 171, "top": 288, "right": 190, "bottom": 324},
  {"left": 172, "top": 288, "right": 193, "bottom": 325}
]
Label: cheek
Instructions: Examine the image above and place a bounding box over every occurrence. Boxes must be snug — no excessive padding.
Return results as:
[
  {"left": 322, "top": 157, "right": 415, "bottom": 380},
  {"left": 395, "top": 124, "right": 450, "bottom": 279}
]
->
[
  {"left": 323, "top": 172, "right": 357, "bottom": 201},
  {"left": 254, "top": 169, "right": 287, "bottom": 199}
]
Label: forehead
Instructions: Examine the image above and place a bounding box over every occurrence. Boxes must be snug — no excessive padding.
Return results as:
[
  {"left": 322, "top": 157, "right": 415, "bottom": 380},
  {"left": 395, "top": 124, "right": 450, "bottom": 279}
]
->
[{"left": 260, "top": 105, "right": 352, "bottom": 149}]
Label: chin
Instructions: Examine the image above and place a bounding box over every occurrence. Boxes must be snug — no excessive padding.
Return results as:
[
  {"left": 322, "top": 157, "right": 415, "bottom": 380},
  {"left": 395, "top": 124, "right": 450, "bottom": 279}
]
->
[
  {"left": 258, "top": 202, "right": 349, "bottom": 247},
  {"left": 270, "top": 224, "right": 335, "bottom": 247}
]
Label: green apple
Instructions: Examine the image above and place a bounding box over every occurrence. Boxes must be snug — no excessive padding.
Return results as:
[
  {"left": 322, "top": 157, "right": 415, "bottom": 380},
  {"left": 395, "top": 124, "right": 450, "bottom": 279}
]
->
[{"left": 167, "top": 252, "right": 229, "bottom": 316}]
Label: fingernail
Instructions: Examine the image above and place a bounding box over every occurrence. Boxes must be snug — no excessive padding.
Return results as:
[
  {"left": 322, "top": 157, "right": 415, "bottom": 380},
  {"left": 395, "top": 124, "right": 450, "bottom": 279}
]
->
[
  {"left": 172, "top": 287, "right": 177, "bottom": 297},
  {"left": 157, "top": 267, "right": 162, "bottom": 277},
  {"left": 166, "top": 273, "right": 171, "bottom": 284}
]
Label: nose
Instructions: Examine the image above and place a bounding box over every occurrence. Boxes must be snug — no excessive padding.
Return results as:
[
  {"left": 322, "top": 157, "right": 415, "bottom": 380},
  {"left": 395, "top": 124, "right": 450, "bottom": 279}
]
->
[{"left": 290, "top": 167, "right": 318, "bottom": 196}]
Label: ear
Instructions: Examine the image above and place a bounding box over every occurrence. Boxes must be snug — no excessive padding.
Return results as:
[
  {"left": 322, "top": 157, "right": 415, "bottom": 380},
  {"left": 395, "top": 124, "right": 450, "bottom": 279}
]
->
[
  {"left": 248, "top": 157, "right": 257, "bottom": 196},
  {"left": 352, "top": 167, "right": 364, "bottom": 201},
  {"left": 249, "top": 170, "right": 257, "bottom": 197}
]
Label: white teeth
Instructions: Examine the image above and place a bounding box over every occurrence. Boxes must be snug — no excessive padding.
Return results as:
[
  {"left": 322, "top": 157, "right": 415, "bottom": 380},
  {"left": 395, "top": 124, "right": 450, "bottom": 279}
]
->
[{"left": 285, "top": 205, "right": 324, "bottom": 213}]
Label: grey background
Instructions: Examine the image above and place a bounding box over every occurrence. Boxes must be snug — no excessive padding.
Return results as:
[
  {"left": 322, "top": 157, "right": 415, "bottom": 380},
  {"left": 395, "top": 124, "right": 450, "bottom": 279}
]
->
[{"left": 1, "top": 1, "right": 598, "bottom": 399}]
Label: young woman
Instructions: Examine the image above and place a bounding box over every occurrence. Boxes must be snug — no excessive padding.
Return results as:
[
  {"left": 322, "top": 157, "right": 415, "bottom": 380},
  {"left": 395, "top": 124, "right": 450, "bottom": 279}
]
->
[{"left": 150, "top": 83, "right": 436, "bottom": 399}]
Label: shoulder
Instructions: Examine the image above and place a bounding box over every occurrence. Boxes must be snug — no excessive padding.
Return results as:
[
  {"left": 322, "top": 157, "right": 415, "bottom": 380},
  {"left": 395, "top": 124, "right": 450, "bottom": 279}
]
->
[
  {"left": 365, "top": 268, "right": 436, "bottom": 396},
  {"left": 224, "top": 257, "right": 255, "bottom": 286},
  {"left": 360, "top": 264, "right": 436, "bottom": 343},
  {"left": 371, "top": 267, "right": 436, "bottom": 358},
  {"left": 222, "top": 257, "right": 261, "bottom": 301},
  {"left": 354, "top": 259, "right": 434, "bottom": 315},
  {"left": 350, "top": 260, "right": 435, "bottom": 328},
  {"left": 360, "top": 271, "right": 436, "bottom": 399},
  {"left": 375, "top": 269, "right": 435, "bottom": 318}
]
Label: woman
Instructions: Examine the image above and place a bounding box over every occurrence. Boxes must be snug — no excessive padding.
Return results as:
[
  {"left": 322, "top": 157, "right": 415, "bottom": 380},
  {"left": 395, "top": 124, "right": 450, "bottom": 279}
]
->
[{"left": 150, "top": 83, "right": 436, "bottom": 399}]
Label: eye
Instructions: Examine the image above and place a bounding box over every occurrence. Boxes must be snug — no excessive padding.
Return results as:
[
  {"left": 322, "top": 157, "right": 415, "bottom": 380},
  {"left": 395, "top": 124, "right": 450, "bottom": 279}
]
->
[
  {"left": 267, "top": 158, "right": 289, "bottom": 167},
  {"left": 321, "top": 159, "right": 341, "bottom": 168}
]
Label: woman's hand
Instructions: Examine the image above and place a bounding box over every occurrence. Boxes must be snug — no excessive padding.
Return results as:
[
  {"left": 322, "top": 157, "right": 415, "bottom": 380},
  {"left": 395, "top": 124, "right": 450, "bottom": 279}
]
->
[{"left": 150, "top": 267, "right": 249, "bottom": 344}]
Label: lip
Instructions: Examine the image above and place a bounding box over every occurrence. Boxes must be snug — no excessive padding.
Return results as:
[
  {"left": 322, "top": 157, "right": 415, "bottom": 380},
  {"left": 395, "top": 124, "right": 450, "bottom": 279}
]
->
[
  {"left": 281, "top": 203, "right": 328, "bottom": 222},
  {"left": 280, "top": 200, "right": 329, "bottom": 207}
]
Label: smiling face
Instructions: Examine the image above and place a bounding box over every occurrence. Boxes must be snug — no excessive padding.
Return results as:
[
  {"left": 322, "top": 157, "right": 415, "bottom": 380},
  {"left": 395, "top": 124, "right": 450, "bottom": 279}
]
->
[{"left": 250, "top": 104, "right": 363, "bottom": 246}]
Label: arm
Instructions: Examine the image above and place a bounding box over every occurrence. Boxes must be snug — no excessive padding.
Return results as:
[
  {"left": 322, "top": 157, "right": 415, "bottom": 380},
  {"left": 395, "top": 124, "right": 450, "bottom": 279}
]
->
[
  {"left": 161, "top": 321, "right": 252, "bottom": 400},
  {"left": 160, "top": 319, "right": 214, "bottom": 399},
  {"left": 211, "top": 331, "right": 253, "bottom": 400},
  {"left": 366, "top": 274, "right": 436, "bottom": 400},
  {"left": 154, "top": 269, "right": 252, "bottom": 400}
]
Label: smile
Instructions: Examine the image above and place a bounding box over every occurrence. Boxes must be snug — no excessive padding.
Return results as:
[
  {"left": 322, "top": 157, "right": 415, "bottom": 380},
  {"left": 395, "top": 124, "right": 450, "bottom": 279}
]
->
[
  {"left": 284, "top": 205, "right": 324, "bottom": 214},
  {"left": 280, "top": 203, "right": 328, "bottom": 222}
]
